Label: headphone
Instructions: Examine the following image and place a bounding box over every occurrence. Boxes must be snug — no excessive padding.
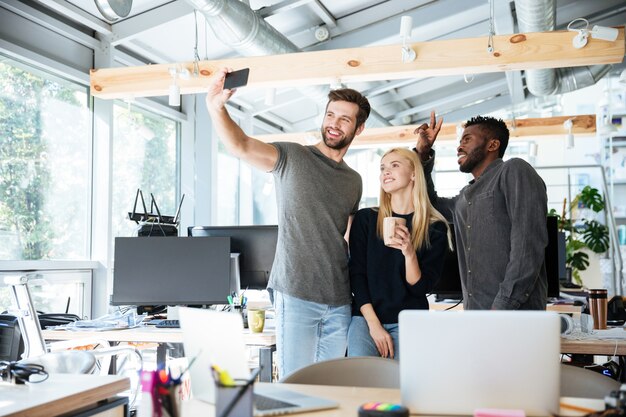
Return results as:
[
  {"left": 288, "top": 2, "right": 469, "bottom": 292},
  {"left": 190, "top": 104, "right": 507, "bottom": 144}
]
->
[
  {"left": 560, "top": 314, "right": 575, "bottom": 335},
  {"left": 0, "top": 361, "right": 48, "bottom": 385}
]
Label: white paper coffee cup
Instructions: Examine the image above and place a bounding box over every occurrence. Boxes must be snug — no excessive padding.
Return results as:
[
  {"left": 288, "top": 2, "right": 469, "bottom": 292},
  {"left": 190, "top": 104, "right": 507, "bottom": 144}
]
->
[{"left": 383, "top": 217, "right": 406, "bottom": 246}]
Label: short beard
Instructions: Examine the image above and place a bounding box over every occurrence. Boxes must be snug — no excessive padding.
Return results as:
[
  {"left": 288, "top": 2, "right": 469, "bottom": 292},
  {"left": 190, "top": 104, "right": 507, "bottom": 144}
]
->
[
  {"left": 459, "top": 146, "right": 488, "bottom": 173},
  {"left": 321, "top": 128, "right": 356, "bottom": 150}
]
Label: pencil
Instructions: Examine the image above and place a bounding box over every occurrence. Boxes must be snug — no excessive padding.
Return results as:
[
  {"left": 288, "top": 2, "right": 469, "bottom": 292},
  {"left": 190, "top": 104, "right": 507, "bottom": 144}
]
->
[{"left": 560, "top": 401, "right": 601, "bottom": 414}]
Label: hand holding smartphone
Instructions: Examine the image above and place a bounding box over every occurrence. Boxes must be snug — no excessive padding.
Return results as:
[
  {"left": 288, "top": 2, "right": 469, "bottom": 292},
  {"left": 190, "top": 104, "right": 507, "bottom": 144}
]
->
[{"left": 224, "top": 68, "right": 250, "bottom": 90}]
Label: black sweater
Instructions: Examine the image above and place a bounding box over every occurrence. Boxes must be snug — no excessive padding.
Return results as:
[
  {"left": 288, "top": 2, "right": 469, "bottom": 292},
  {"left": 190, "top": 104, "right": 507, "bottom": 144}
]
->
[{"left": 349, "top": 208, "right": 449, "bottom": 323}]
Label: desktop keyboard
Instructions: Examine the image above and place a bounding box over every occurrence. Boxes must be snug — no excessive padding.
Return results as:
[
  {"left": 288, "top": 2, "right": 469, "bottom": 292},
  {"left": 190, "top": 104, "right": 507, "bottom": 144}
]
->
[
  {"left": 153, "top": 319, "right": 180, "bottom": 328},
  {"left": 253, "top": 394, "right": 297, "bottom": 411}
]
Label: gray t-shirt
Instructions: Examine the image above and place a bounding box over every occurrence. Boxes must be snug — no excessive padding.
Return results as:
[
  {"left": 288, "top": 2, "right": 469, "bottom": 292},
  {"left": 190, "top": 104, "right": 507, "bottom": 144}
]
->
[{"left": 268, "top": 142, "right": 362, "bottom": 305}]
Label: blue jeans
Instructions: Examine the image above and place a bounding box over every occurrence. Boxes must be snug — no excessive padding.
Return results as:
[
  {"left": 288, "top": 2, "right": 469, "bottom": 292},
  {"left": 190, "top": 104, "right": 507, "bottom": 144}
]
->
[
  {"left": 272, "top": 290, "right": 351, "bottom": 379},
  {"left": 347, "top": 315, "right": 400, "bottom": 360}
]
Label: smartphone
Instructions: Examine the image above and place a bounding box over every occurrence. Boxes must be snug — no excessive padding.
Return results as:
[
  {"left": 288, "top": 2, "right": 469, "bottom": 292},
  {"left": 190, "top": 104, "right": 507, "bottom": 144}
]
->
[{"left": 224, "top": 68, "right": 250, "bottom": 90}]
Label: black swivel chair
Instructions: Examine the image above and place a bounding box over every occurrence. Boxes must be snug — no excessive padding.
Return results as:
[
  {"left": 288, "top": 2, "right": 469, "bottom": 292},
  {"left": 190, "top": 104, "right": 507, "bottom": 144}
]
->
[{"left": 0, "top": 314, "right": 24, "bottom": 362}]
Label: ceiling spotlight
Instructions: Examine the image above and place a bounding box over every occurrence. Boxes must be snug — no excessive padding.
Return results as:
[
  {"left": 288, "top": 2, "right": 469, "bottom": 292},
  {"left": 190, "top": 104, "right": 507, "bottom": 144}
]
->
[
  {"left": 330, "top": 79, "right": 343, "bottom": 90},
  {"left": 168, "top": 66, "right": 189, "bottom": 107},
  {"left": 265, "top": 88, "right": 276, "bottom": 106},
  {"left": 564, "top": 119, "right": 574, "bottom": 149},
  {"left": 567, "top": 18, "right": 619, "bottom": 49},
  {"left": 456, "top": 124, "right": 464, "bottom": 140},
  {"left": 400, "top": 16, "right": 416, "bottom": 63}
]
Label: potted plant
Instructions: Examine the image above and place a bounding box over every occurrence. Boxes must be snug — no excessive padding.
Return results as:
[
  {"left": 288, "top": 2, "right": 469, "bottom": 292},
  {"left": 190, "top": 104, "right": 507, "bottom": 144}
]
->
[{"left": 548, "top": 186, "right": 610, "bottom": 286}]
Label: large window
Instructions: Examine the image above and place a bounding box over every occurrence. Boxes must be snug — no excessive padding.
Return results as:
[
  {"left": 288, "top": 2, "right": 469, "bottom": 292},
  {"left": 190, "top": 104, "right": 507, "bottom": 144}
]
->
[
  {"left": 0, "top": 57, "right": 90, "bottom": 260},
  {"left": 111, "top": 103, "right": 179, "bottom": 238}
]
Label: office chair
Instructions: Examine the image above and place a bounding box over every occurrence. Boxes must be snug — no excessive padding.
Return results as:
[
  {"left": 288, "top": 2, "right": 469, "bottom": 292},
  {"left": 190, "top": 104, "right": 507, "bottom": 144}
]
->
[
  {"left": 560, "top": 363, "right": 620, "bottom": 399},
  {"left": 280, "top": 357, "right": 399, "bottom": 388}
]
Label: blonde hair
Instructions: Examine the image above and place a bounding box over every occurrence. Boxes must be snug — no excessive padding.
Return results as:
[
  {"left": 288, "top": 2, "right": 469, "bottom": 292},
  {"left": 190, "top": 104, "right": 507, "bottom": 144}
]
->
[{"left": 376, "top": 148, "right": 453, "bottom": 251}]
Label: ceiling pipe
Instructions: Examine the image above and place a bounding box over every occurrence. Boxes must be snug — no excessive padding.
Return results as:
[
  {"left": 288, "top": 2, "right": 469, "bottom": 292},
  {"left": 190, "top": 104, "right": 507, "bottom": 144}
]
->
[
  {"left": 184, "top": 0, "right": 390, "bottom": 127},
  {"left": 515, "top": 0, "right": 611, "bottom": 96}
]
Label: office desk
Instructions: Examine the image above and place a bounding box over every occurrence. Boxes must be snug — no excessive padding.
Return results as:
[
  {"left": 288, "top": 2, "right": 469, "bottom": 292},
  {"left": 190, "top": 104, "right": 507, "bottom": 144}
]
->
[
  {"left": 430, "top": 303, "right": 582, "bottom": 314},
  {"left": 561, "top": 337, "right": 626, "bottom": 356},
  {"left": 181, "top": 383, "right": 605, "bottom": 417},
  {"left": 43, "top": 326, "right": 277, "bottom": 381},
  {"left": 0, "top": 374, "right": 130, "bottom": 417}
]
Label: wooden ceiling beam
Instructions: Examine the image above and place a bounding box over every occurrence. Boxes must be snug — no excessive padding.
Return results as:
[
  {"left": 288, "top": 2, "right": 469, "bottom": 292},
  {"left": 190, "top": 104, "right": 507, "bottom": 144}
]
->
[
  {"left": 254, "top": 115, "right": 597, "bottom": 146},
  {"left": 90, "top": 29, "right": 624, "bottom": 100}
]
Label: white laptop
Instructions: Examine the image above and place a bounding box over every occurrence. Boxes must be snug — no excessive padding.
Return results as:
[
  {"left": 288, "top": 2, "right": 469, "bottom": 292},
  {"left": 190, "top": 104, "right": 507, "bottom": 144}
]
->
[
  {"left": 179, "top": 308, "right": 339, "bottom": 416},
  {"left": 398, "top": 310, "right": 560, "bottom": 416}
]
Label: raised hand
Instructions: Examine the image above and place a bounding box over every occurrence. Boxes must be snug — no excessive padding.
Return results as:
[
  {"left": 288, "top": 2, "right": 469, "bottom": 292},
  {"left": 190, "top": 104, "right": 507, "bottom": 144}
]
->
[
  {"left": 414, "top": 110, "right": 443, "bottom": 160},
  {"left": 205, "top": 67, "right": 236, "bottom": 113}
]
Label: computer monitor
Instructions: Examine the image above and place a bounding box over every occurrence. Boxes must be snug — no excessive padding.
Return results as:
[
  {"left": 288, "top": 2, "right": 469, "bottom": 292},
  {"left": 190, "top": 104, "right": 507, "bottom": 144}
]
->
[
  {"left": 545, "top": 215, "right": 564, "bottom": 297},
  {"left": 188, "top": 225, "right": 278, "bottom": 290},
  {"left": 111, "top": 236, "right": 231, "bottom": 306},
  {"left": 430, "top": 224, "right": 462, "bottom": 301},
  {"left": 431, "top": 218, "right": 562, "bottom": 302}
]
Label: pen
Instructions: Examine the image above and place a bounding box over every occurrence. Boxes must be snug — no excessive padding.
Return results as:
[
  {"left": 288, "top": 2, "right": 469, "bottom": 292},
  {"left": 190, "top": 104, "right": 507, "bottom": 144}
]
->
[{"left": 227, "top": 295, "right": 233, "bottom": 305}]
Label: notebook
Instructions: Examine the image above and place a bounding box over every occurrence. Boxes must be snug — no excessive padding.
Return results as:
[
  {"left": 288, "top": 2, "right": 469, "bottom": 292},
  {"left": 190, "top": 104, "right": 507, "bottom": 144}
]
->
[
  {"left": 178, "top": 308, "right": 339, "bottom": 416},
  {"left": 398, "top": 310, "right": 561, "bottom": 416}
]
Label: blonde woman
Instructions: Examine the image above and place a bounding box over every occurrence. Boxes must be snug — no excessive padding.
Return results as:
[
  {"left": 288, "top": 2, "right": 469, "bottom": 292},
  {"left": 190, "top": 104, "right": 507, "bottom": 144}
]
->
[{"left": 347, "top": 147, "right": 452, "bottom": 360}]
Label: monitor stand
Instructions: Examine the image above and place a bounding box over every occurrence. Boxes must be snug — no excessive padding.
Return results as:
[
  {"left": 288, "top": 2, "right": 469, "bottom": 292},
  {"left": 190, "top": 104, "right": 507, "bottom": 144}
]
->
[
  {"left": 435, "top": 294, "right": 463, "bottom": 303},
  {"left": 230, "top": 253, "right": 241, "bottom": 296}
]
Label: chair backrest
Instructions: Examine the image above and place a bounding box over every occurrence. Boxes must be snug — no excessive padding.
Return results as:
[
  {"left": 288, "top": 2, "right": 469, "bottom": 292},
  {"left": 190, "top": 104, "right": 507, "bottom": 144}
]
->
[
  {"left": 280, "top": 357, "right": 399, "bottom": 388},
  {"left": 0, "top": 314, "right": 24, "bottom": 361},
  {"left": 560, "top": 364, "right": 620, "bottom": 399},
  {"left": 20, "top": 351, "right": 97, "bottom": 374}
]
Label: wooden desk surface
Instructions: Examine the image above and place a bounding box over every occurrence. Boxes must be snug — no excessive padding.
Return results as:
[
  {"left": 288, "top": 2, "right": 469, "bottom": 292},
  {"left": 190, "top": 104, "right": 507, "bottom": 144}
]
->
[
  {"left": 561, "top": 336, "right": 626, "bottom": 356},
  {"left": 0, "top": 374, "right": 129, "bottom": 417},
  {"left": 181, "top": 383, "right": 605, "bottom": 417},
  {"left": 44, "top": 326, "right": 626, "bottom": 357},
  {"left": 430, "top": 303, "right": 582, "bottom": 314},
  {"left": 43, "top": 325, "right": 276, "bottom": 346}
]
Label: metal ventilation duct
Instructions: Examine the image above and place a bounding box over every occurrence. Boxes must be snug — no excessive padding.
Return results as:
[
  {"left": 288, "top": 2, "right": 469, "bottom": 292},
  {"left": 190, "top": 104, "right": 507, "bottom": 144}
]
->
[
  {"left": 94, "top": 0, "right": 132, "bottom": 22},
  {"left": 185, "top": 0, "right": 390, "bottom": 126},
  {"left": 515, "top": 0, "right": 611, "bottom": 96}
]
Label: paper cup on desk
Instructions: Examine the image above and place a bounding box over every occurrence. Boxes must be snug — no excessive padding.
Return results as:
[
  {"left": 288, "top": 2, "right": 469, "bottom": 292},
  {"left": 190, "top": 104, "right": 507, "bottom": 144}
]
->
[
  {"left": 383, "top": 217, "right": 406, "bottom": 246},
  {"left": 247, "top": 310, "right": 266, "bottom": 333}
]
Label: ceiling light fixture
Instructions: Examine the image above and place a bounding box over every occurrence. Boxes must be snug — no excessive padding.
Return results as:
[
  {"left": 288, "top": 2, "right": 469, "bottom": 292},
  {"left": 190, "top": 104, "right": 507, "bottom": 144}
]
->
[
  {"left": 168, "top": 66, "right": 189, "bottom": 107},
  {"left": 400, "top": 16, "right": 416, "bottom": 63},
  {"left": 264, "top": 88, "right": 276, "bottom": 106},
  {"left": 529, "top": 142, "right": 538, "bottom": 157},
  {"left": 567, "top": 18, "right": 619, "bottom": 49},
  {"left": 564, "top": 119, "right": 574, "bottom": 149}
]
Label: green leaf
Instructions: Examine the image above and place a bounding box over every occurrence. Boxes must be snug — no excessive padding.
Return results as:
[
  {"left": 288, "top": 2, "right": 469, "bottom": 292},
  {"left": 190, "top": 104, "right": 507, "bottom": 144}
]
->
[
  {"left": 567, "top": 251, "right": 590, "bottom": 271},
  {"left": 581, "top": 220, "right": 610, "bottom": 253},
  {"left": 578, "top": 186, "right": 605, "bottom": 212}
]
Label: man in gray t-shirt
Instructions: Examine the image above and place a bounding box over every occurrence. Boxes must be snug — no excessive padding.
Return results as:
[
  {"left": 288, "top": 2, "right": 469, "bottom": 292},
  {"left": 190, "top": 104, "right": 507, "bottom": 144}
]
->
[{"left": 205, "top": 67, "right": 371, "bottom": 378}]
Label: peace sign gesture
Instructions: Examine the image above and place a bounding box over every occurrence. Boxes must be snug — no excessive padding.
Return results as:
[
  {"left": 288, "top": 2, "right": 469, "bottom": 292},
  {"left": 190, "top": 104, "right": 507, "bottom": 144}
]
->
[{"left": 414, "top": 110, "right": 443, "bottom": 160}]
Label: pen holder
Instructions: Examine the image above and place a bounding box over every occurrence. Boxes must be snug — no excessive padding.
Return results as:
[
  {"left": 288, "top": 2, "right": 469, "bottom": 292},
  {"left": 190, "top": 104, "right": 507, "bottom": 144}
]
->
[{"left": 216, "top": 381, "right": 253, "bottom": 417}]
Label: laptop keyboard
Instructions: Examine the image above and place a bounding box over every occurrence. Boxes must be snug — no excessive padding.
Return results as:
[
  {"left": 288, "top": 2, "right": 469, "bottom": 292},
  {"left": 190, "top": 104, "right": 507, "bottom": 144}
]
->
[
  {"left": 254, "top": 394, "right": 297, "bottom": 411},
  {"left": 153, "top": 319, "right": 180, "bottom": 328}
]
